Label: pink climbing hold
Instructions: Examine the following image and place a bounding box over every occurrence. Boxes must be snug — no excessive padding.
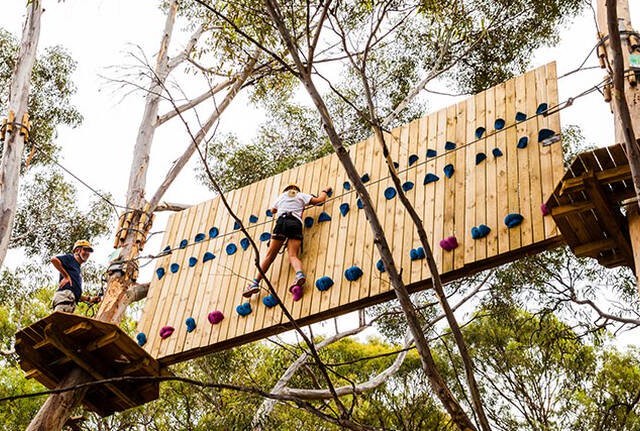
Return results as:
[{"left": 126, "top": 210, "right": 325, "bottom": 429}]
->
[
  {"left": 159, "top": 326, "right": 174, "bottom": 339},
  {"left": 208, "top": 310, "right": 224, "bottom": 324},
  {"left": 540, "top": 203, "right": 550, "bottom": 216},
  {"left": 290, "top": 285, "right": 304, "bottom": 302},
  {"left": 439, "top": 236, "right": 459, "bottom": 251}
]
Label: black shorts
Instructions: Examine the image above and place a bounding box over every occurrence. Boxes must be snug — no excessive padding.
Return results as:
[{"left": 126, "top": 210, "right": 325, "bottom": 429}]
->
[{"left": 272, "top": 213, "right": 303, "bottom": 241}]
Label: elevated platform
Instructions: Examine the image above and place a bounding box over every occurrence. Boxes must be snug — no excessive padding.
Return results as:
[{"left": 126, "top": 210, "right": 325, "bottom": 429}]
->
[
  {"left": 546, "top": 143, "right": 636, "bottom": 269},
  {"left": 15, "top": 312, "right": 162, "bottom": 416}
]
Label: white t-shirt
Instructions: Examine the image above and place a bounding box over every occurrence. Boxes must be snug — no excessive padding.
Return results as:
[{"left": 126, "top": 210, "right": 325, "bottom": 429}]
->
[{"left": 272, "top": 190, "right": 313, "bottom": 222}]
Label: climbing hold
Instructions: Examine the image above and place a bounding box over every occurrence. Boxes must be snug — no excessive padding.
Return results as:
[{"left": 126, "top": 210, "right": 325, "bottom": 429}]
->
[
  {"left": 515, "top": 111, "right": 527, "bottom": 122},
  {"left": 304, "top": 217, "right": 314, "bottom": 228},
  {"left": 203, "top": 252, "right": 215, "bottom": 262},
  {"left": 179, "top": 239, "right": 188, "bottom": 249},
  {"left": 156, "top": 267, "right": 165, "bottom": 280},
  {"left": 266, "top": 209, "right": 273, "bottom": 217},
  {"left": 207, "top": 310, "right": 224, "bottom": 324},
  {"left": 315, "top": 276, "right": 334, "bottom": 291},
  {"left": 249, "top": 214, "right": 259, "bottom": 223},
  {"left": 357, "top": 198, "right": 364, "bottom": 209},
  {"left": 188, "top": 257, "right": 197, "bottom": 267},
  {"left": 517, "top": 136, "right": 528, "bottom": 149},
  {"left": 159, "top": 326, "right": 174, "bottom": 339},
  {"left": 262, "top": 295, "right": 279, "bottom": 307},
  {"left": 384, "top": 187, "right": 397, "bottom": 200},
  {"left": 361, "top": 173, "right": 370, "bottom": 183},
  {"left": 185, "top": 317, "right": 196, "bottom": 333},
  {"left": 226, "top": 243, "right": 237, "bottom": 255},
  {"left": 344, "top": 266, "right": 363, "bottom": 281},
  {"left": 443, "top": 164, "right": 454, "bottom": 179},
  {"left": 410, "top": 247, "right": 426, "bottom": 261},
  {"left": 259, "top": 232, "right": 271, "bottom": 242},
  {"left": 538, "top": 128, "right": 556, "bottom": 143},
  {"left": 290, "top": 285, "right": 304, "bottom": 302},
  {"left": 475, "top": 153, "right": 487, "bottom": 165},
  {"left": 475, "top": 127, "right": 486, "bottom": 139},
  {"left": 195, "top": 233, "right": 205, "bottom": 243},
  {"left": 376, "top": 259, "right": 385, "bottom": 272},
  {"left": 136, "top": 332, "right": 147, "bottom": 347},
  {"left": 209, "top": 227, "right": 219, "bottom": 238},
  {"left": 408, "top": 154, "right": 419, "bottom": 166},
  {"left": 471, "top": 224, "right": 491, "bottom": 239},
  {"left": 426, "top": 149, "right": 437, "bottom": 158},
  {"left": 170, "top": 263, "right": 180, "bottom": 273},
  {"left": 439, "top": 236, "right": 459, "bottom": 251},
  {"left": 402, "top": 181, "right": 414, "bottom": 192},
  {"left": 494, "top": 118, "right": 505, "bottom": 130},
  {"left": 393, "top": 161, "right": 399, "bottom": 169},
  {"left": 343, "top": 181, "right": 351, "bottom": 190},
  {"left": 161, "top": 245, "right": 172, "bottom": 255},
  {"left": 339, "top": 203, "right": 350, "bottom": 216},
  {"left": 318, "top": 212, "right": 332, "bottom": 222},
  {"left": 325, "top": 188, "right": 333, "bottom": 197},
  {"left": 540, "top": 203, "right": 550, "bottom": 216},
  {"left": 536, "top": 103, "right": 548, "bottom": 115},
  {"left": 233, "top": 221, "right": 241, "bottom": 230},
  {"left": 445, "top": 141, "right": 456, "bottom": 151},
  {"left": 504, "top": 213, "right": 524, "bottom": 228},
  {"left": 240, "top": 238, "right": 250, "bottom": 251},
  {"left": 424, "top": 173, "right": 439, "bottom": 185},
  {"left": 236, "top": 302, "right": 252, "bottom": 317},
  {"left": 492, "top": 148, "right": 503, "bottom": 157}
]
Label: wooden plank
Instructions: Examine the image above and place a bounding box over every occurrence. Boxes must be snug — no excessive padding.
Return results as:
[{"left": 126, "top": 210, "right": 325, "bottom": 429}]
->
[
  {"left": 494, "top": 81, "right": 510, "bottom": 255},
  {"left": 474, "top": 89, "right": 488, "bottom": 262},
  {"left": 484, "top": 84, "right": 499, "bottom": 260},
  {"left": 406, "top": 118, "right": 422, "bottom": 284},
  {"left": 573, "top": 239, "right": 617, "bottom": 257},
  {"left": 505, "top": 76, "right": 521, "bottom": 252},
  {"left": 453, "top": 101, "right": 467, "bottom": 270},
  {"left": 519, "top": 67, "right": 535, "bottom": 247},
  {"left": 530, "top": 66, "right": 546, "bottom": 243},
  {"left": 560, "top": 165, "right": 632, "bottom": 195},
  {"left": 464, "top": 95, "right": 477, "bottom": 264},
  {"left": 432, "top": 107, "right": 448, "bottom": 272},
  {"left": 424, "top": 111, "right": 439, "bottom": 274}
]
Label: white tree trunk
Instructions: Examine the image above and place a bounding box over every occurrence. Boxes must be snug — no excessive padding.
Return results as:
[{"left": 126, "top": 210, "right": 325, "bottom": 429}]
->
[{"left": 0, "top": 1, "right": 43, "bottom": 267}]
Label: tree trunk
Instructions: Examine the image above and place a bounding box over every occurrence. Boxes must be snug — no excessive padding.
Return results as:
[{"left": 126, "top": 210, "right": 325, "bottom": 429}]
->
[{"left": 0, "top": 1, "right": 43, "bottom": 267}]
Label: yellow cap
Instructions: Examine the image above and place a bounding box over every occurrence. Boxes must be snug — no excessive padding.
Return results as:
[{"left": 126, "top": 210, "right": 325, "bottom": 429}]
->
[{"left": 73, "top": 239, "right": 94, "bottom": 252}]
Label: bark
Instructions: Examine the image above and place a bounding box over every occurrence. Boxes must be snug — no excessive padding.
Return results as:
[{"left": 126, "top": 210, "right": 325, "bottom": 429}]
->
[{"left": 0, "top": 1, "right": 43, "bottom": 267}]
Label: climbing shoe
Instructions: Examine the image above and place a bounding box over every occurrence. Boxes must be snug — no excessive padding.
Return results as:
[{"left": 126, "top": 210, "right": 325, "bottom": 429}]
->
[
  {"left": 243, "top": 280, "right": 260, "bottom": 298},
  {"left": 289, "top": 272, "right": 306, "bottom": 292}
]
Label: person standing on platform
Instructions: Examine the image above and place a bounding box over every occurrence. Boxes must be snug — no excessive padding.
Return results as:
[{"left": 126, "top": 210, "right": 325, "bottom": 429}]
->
[{"left": 51, "top": 239, "right": 101, "bottom": 313}]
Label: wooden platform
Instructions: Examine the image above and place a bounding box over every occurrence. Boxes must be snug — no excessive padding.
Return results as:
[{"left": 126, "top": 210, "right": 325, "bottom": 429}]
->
[
  {"left": 546, "top": 143, "right": 636, "bottom": 268},
  {"left": 15, "top": 312, "right": 162, "bottom": 416}
]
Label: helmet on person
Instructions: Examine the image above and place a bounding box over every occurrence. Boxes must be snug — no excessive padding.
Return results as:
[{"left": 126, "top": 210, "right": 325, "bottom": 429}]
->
[
  {"left": 73, "top": 239, "right": 94, "bottom": 252},
  {"left": 283, "top": 184, "right": 300, "bottom": 193}
]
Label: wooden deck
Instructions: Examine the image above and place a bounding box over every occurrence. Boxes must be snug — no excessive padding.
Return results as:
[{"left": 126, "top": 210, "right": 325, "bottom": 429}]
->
[{"left": 14, "top": 312, "right": 162, "bottom": 417}]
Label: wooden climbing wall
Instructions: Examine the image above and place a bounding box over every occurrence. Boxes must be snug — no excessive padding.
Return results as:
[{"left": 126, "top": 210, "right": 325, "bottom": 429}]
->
[{"left": 138, "top": 63, "right": 565, "bottom": 365}]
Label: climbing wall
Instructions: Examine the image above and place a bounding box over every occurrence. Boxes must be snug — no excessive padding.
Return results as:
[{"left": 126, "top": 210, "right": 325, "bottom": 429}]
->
[{"left": 138, "top": 62, "right": 564, "bottom": 364}]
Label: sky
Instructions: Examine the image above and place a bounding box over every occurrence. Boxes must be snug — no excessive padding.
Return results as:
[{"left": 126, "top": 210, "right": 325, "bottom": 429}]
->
[{"left": 1, "top": 1, "right": 639, "bottom": 339}]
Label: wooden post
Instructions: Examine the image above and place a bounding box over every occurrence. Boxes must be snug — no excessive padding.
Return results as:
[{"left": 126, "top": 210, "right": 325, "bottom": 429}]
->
[{"left": 597, "top": 0, "right": 640, "bottom": 287}]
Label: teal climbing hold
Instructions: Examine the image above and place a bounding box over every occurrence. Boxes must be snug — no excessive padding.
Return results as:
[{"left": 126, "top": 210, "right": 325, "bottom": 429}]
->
[
  {"left": 249, "top": 215, "right": 259, "bottom": 223},
  {"left": 259, "top": 232, "right": 271, "bottom": 242},
  {"left": 384, "top": 187, "right": 396, "bottom": 200},
  {"left": 185, "top": 317, "right": 196, "bottom": 332},
  {"left": 340, "top": 203, "right": 350, "bottom": 216},
  {"left": 357, "top": 198, "right": 364, "bottom": 209},
  {"left": 475, "top": 127, "right": 486, "bottom": 139},
  {"left": 402, "top": 182, "right": 414, "bottom": 192},
  {"left": 517, "top": 136, "right": 528, "bottom": 149},
  {"left": 240, "top": 238, "right": 250, "bottom": 250},
  {"left": 424, "top": 173, "right": 439, "bottom": 185},
  {"left": 475, "top": 153, "right": 487, "bottom": 165},
  {"left": 315, "top": 276, "right": 334, "bottom": 291},
  {"left": 492, "top": 148, "right": 503, "bottom": 157},
  {"left": 515, "top": 111, "right": 527, "bottom": 122},
  {"left": 393, "top": 161, "right": 399, "bottom": 169},
  {"left": 538, "top": 129, "right": 556, "bottom": 143},
  {"left": 203, "top": 252, "right": 215, "bottom": 262},
  {"left": 266, "top": 209, "right": 273, "bottom": 217},
  {"left": 161, "top": 245, "right": 171, "bottom": 255},
  {"left": 408, "top": 154, "right": 419, "bottom": 166},
  {"left": 195, "top": 233, "right": 205, "bottom": 242},
  {"left": 226, "top": 243, "right": 237, "bottom": 255},
  {"left": 304, "top": 217, "right": 314, "bottom": 228},
  {"left": 494, "top": 118, "right": 505, "bottom": 130},
  {"left": 236, "top": 302, "right": 252, "bottom": 316},
  {"left": 156, "top": 267, "right": 165, "bottom": 280},
  {"left": 209, "top": 227, "right": 219, "bottom": 238},
  {"left": 426, "top": 149, "right": 437, "bottom": 158},
  {"left": 262, "top": 295, "right": 278, "bottom": 307},
  {"left": 188, "top": 257, "right": 197, "bottom": 267},
  {"left": 136, "top": 332, "right": 147, "bottom": 346},
  {"left": 445, "top": 141, "right": 456, "bottom": 151},
  {"left": 410, "top": 247, "right": 425, "bottom": 260},
  {"left": 170, "top": 263, "right": 180, "bottom": 273},
  {"left": 536, "top": 103, "right": 548, "bottom": 115},
  {"left": 343, "top": 181, "right": 351, "bottom": 190},
  {"left": 471, "top": 224, "right": 491, "bottom": 239},
  {"left": 318, "top": 212, "right": 332, "bottom": 222},
  {"left": 376, "top": 259, "right": 385, "bottom": 272},
  {"left": 344, "top": 266, "right": 363, "bottom": 281},
  {"left": 179, "top": 239, "right": 188, "bottom": 249},
  {"left": 504, "top": 213, "right": 524, "bottom": 228},
  {"left": 361, "top": 174, "right": 370, "bottom": 183},
  {"left": 443, "top": 164, "right": 454, "bottom": 178},
  {"left": 233, "top": 221, "right": 241, "bottom": 230}
]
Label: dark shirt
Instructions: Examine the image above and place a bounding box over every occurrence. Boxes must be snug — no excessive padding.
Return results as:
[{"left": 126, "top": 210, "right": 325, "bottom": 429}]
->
[{"left": 56, "top": 253, "right": 83, "bottom": 302}]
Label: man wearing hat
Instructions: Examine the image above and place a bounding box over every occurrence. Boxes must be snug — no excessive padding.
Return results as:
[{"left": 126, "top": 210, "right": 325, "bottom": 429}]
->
[
  {"left": 51, "top": 239, "right": 101, "bottom": 313},
  {"left": 244, "top": 184, "right": 332, "bottom": 298}
]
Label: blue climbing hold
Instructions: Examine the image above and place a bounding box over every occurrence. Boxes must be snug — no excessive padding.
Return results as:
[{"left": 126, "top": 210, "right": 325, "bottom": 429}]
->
[
  {"left": 494, "top": 118, "right": 505, "bottom": 130},
  {"left": 236, "top": 302, "right": 252, "bottom": 316},
  {"left": 179, "top": 239, "right": 188, "bottom": 249},
  {"left": 504, "top": 213, "right": 524, "bottom": 228},
  {"left": 410, "top": 247, "right": 426, "bottom": 261},
  {"left": 475, "top": 127, "right": 486, "bottom": 139},
  {"left": 262, "top": 295, "right": 278, "bottom": 307},
  {"left": 156, "top": 267, "right": 165, "bottom": 280},
  {"left": 162, "top": 245, "right": 171, "bottom": 255},
  {"left": 408, "top": 154, "right": 419, "bottom": 166},
  {"left": 233, "top": 221, "right": 241, "bottom": 230},
  {"left": 344, "top": 266, "right": 363, "bottom": 281},
  {"left": 445, "top": 141, "right": 456, "bottom": 151},
  {"left": 515, "top": 111, "right": 527, "bottom": 122},
  {"left": 426, "top": 149, "right": 437, "bottom": 158},
  {"left": 402, "top": 182, "right": 414, "bottom": 192},
  {"left": 517, "top": 136, "right": 528, "bottom": 149},
  {"left": 357, "top": 198, "right": 364, "bottom": 209},
  {"left": 266, "top": 209, "right": 273, "bottom": 217},
  {"left": 240, "top": 238, "right": 250, "bottom": 250},
  {"left": 343, "top": 181, "right": 351, "bottom": 190},
  {"left": 195, "top": 233, "right": 205, "bottom": 243},
  {"left": 249, "top": 214, "right": 259, "bottom": 223},
  {"left": 315, "top": 276, "right": 334, "bottom": 291},
  {"left": 188, "top": 257, "right": 197, "bottom": 267},
  {"left": 424, "top": 173, "right": 439, "bottom": 185},
  {"left": 536, "top": 103, "right": 548, "bottom": 115},
  {"left": 471, "top": 224, "right": 491, "bottom": 239},
  {"left": 326, "top": 189, "right": 333, "bottom": 197},
  {"left": 443, "top": 164, "right": 454, "bottom": 179},
  {"left": 376, "top": 259, "right": 385, "bottom": 272},
  {"left": 475, "top": 153, "right": 487, "bottom": 165},
  {"left": 185, "top": 317, "right": 196, "bottom": 333},
  {"left": 393, "top": 161, "right": 399, "bottom": 169},
  {"left": 226, "top": 243, "right": 237, "bottom": 255},
  {"left": 259, "top": 232, "right": 271, "bottom": 242},
  {"left": 170, "top": 263, "right": 180, "bottom": 273},
  {"left": 209, "top": 227, "right": 219, "bottom": 238},
  {"left": 304, "top": 217, "right": 314, "bottom": 228},
  {"left": 492, "top": 148, "right": 503, "bottom": 157},
  {"left": 339, "top": 203, "right": 350, "bottom": 216},
  {"left": 203, "top": 252, "right": 215, "bottom": 262},
  {"left": 384, "top": 187, "right": 397, "bottom": 200},
  {"left": 361, "top": 174, "right": 370, "bottom": 183},
  {"left": 318, "top": 212, "right": 332, "bottom": 222},
  {"left": 538, "top": 129, "right": 556, "bottom": 143},
  {"left": 136, "top": 332, "right": 147, "bottom": 347}
]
